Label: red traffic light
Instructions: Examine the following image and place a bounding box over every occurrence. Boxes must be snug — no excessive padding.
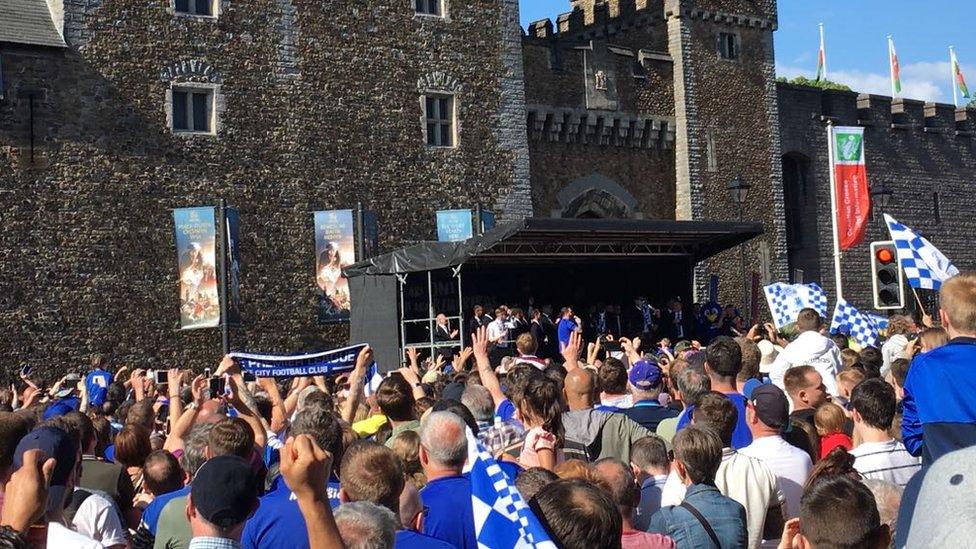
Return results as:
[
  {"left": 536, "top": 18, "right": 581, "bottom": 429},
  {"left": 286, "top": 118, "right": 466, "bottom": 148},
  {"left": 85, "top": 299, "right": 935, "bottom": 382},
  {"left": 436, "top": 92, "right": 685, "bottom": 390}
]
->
[{"left": 875, "top": 248, "right": 895, "bottom": 265}]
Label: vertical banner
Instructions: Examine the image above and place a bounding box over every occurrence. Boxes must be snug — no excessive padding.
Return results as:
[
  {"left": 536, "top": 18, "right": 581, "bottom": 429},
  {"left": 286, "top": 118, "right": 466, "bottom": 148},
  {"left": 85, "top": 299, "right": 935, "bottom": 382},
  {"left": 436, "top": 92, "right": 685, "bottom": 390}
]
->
[
  {"left": 831, "top": 126, "right": 871, "bottom": 250},
  {"left": 173, "top": 207, "right": 220, "bottom": 329},
  {"left": 315, "top": 210, "right": 355, "bottom": 323},
  {"left": 225, "top": 207, "right": 242, "bottom": 325},
  {"left": 436, "top": 209, "right": 474, "bottom": 242},
  {"left": 363, "top": 210, "right": 379, "bottom": 259},
  {"left": 708, "top": 274, "right": 719, "bottom": 303},
  {"left": 479, "top": 209, "right": 496, "bottom": 234}
]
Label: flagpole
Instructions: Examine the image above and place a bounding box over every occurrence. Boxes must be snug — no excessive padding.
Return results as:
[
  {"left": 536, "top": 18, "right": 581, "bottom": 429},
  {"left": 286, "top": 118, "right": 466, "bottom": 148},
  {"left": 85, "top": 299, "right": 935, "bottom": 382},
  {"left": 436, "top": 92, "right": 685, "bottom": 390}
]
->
[
  {"left": 888, "top": 35, "right": 897, "bottom": 97},
  {"left": 951, "top": 46, "right": 960, "bottom": 108},
  {"left": 819, "top": 23, "right": 828, "bottom": 80},
  {"left": 826, "top": 122, "right": 844, "bottom": 302}
]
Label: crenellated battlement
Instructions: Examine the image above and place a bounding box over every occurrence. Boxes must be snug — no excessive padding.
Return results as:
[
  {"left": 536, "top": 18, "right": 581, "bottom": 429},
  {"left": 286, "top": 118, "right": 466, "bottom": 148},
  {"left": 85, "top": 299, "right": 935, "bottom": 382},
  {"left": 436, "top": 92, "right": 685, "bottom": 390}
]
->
[
  {"left": 526, "top": 105, "right": 675, "bottom": 149},
  {"left": 778, "top": 82, "right": 975, "bottom": 139}
]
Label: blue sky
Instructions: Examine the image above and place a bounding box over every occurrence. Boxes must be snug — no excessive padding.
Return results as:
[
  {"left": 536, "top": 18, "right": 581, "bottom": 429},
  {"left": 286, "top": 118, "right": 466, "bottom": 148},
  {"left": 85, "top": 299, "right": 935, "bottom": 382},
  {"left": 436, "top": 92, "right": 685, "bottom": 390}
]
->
[{"left": 520, "top": 1, "right": 975, "bottom": 104}]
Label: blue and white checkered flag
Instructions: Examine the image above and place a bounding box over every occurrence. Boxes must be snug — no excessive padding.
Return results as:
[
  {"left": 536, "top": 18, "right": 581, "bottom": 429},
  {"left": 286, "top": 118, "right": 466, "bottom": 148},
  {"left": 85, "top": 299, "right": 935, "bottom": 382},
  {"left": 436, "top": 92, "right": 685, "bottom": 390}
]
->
[
  {"left": 830, "top": 299, "right": 881, "bottom": 348},
  {"left": 463, "top": 430, "right": 555, "bottom": 548},
  {"left": 866, "top": 314, "right": 889, "bottom": 332},
  {"left": 764, "top": 282, "right": 829, "bottom": 329},
  {"left": 884, "top": 214, "right": 959, "bottom": 290},
  {"left": 362, "top": 364, "right": 384, "bottom": 397}
]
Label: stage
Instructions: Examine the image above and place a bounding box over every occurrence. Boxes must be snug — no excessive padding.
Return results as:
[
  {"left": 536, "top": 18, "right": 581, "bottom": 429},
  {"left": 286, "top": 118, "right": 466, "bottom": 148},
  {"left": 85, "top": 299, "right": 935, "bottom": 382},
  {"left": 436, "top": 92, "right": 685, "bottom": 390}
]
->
[{"left": 345, "top": 217, "right": 763, "bottom": 370}]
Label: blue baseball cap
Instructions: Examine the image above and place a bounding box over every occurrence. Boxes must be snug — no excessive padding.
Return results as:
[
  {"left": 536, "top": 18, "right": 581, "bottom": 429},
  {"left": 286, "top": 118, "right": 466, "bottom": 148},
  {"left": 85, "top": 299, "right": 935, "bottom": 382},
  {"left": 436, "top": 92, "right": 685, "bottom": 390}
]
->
[
  {"left": 628, "top": 360, "right": 663, "bottom": 390},
  {"left": 13, "top": 426, "right": 79, "bottom": 513}
]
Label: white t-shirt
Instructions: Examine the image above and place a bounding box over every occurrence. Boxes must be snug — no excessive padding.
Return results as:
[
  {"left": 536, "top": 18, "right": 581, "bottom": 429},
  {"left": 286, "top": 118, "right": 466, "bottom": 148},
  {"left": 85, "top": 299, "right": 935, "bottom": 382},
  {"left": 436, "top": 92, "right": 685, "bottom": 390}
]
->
[
  {"left": 70, "top": 490, "right": 127, "bottom": 547},
  {"left": 487, "top": 318, "right": 509, "bottom": 347},
  {"left": 739, "top": 435, "right": 813, "bottom": 519},
  {"left": 48, "top": 521, "right": 105, "bottom": 549},
  {"left": 660, "top": 448, "right": 784, "bottom": 549},
  {"left": 850, "top": 439, "right": 922, "bottom": 487}
]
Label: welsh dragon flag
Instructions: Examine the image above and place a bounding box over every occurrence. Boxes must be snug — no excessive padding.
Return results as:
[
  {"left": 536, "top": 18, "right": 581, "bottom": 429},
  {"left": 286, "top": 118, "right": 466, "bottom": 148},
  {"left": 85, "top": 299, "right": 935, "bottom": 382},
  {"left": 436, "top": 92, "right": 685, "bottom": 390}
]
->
[
  {"left": 952, "top": 47, "right": 971, "bottom": 99},
  {"left": 815, "top": 24, "right": 827, "bottom": 82},
  {"left": 888, "top": 36, "right": 902, "bottom": 95}
]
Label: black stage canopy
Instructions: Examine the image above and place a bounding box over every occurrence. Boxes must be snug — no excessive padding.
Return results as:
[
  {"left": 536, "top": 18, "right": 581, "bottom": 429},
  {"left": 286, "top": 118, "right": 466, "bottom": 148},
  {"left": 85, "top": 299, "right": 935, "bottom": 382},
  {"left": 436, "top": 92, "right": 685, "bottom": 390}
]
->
[
  {"left": 345, "top": 217, "right": 764, "bottom": 276},
  {"left": 346, "top": 218, "right": 763, "bottom": 370}
]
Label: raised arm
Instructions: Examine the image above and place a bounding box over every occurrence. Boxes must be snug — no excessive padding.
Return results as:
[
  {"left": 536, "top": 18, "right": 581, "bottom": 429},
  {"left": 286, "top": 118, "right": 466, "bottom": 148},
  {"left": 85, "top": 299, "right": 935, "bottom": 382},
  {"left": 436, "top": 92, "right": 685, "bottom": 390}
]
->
[
  {"left": 163, "top": 375, "right": 205, "bottom": 453},
  {"left": 280, "top": 435, "right": 345, "bottom": 549},
  {"left": 258, "top": 377, "right": 288, "bottom": 434},
  {"left": 341, "top": 346, "right": 373, "bottom": 426},
  {"left": 473, "top": 326, "right": 505, "bottom": 407},
  {"left": 561, "top": 331, "right": 582, "bottom": 372}
]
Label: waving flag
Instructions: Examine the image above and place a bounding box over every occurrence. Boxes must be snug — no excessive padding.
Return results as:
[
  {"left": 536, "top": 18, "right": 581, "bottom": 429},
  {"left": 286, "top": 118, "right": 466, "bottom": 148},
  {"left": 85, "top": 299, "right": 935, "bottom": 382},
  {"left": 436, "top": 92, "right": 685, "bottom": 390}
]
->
[
  {"left": 764, "top": 282, "right": 829, "bottom": 329},
  {"left": 830, "top": 126, "right": 871, "bottom": 250},
  {"left": 883, "top": 214, "right": 960, "bottom": 290},
  {"left": 888, "top": 36, "right": 902, "bottom": 96},
  {"left": 362, "top": 364, "right": 384, "bottom": 397},
  {"left": 816, "top": 23, "right": 827, "bottom": 82},
  {"left": 463, "top": 430, "right": 555, "bottom": 548},
  {"left": 951, "top": 46, "right": 970, "bottom": 106},
  {"left": 830, "top": 299, "right": 881, "bottom": 348}
]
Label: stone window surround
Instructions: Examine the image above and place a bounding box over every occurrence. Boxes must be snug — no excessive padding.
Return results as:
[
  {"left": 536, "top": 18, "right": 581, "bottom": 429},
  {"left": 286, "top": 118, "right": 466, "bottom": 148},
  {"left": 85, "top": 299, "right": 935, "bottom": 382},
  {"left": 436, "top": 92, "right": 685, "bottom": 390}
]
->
[
  {"left": 420, "top": 92, "right": 457, "bottom": 149},
  {"left": 716, "top": 30, "right": 741, "bottom": 62},
  {"left": 168, "top": 0, "right": 223, "bottom": 20},
  {"left": 413, "top": 0, "right": 450, "bottom": 21},
  {"left": 418, "top": 72, "right": 462, "bottom": 149},
  {"left": 165, "top": 82, "right": 223, "bottom": 137}
]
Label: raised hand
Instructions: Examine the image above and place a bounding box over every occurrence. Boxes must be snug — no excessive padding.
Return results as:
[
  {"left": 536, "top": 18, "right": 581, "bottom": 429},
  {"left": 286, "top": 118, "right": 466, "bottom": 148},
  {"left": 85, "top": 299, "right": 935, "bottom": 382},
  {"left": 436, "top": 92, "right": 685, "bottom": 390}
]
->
[
  {"left": 472, "top": 326, "right": 489, "bottom": 361},
  {"left": 280, "top": 434, "right": 333, "bottom": 503},
  {"left": 0, "top": 449, "right": 55, "bottom": 533}
]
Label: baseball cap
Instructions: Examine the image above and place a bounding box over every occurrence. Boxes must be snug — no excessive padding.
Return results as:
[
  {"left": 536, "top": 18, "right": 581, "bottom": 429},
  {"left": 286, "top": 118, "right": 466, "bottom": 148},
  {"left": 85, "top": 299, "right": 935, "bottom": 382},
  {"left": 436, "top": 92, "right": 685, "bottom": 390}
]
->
[
  {"left": 191, "top": 455, "right": 259, "bottom": 528},
  {"left": 747, "top": 384, "right": 789, "bottom": 429},
  {"left": 903, "top": 445, "right": 976, "bottom": 548},
  {"left": 628, "top": 360, "right": 662, "bottom": 390},
  {"left": 13, "top": 426, "right": 79, "bottom": 512},
  {"left": 757, "top": 339, "right": 780, "bottom": 374}
]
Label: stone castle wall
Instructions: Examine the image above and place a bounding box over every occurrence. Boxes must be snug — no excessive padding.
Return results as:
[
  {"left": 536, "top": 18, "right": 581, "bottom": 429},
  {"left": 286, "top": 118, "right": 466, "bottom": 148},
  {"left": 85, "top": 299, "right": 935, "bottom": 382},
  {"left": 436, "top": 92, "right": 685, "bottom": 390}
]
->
[
  {"left": 778, "top": 83, "right": 976, "bottom": 311},
  {"left": 0, "top": 0, "right": 530, "bottom": 374}
]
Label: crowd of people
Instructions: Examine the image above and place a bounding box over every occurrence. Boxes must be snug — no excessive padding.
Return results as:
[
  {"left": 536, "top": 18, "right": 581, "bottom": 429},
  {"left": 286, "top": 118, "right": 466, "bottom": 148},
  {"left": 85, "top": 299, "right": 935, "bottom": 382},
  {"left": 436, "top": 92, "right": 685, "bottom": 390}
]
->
[{"left": 0, "top": 273, "right": 974, "bottom": 548}]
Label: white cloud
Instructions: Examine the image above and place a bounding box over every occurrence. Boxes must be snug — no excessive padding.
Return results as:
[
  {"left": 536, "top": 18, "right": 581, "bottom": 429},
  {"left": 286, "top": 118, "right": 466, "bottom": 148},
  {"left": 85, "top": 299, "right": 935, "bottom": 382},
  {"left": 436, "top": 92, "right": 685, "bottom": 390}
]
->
[{"left": 775, "top": 60, "right": 972, "bottom": 104}]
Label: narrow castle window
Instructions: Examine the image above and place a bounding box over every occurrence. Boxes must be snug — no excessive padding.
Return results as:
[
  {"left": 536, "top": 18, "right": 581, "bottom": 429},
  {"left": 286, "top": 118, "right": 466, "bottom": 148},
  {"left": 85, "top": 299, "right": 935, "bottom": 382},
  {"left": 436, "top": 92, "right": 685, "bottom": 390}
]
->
[
  {"left": 171, "top": 87, "right": 214, "bottom": 134},
  {"left": 933, "top": 192, "right": 941, "bottom": 224},
  {"left": 174, "top": 0, "right": 214, "bottom": 17},
  {"left": 415, "top": 0, "right": 442, "bottom": 16},
  {"left": 424, "top": 94, "right": 455, "bottom": 147},
  {"left": 717, "top": 32, "right": 740, "bottom": 61}
]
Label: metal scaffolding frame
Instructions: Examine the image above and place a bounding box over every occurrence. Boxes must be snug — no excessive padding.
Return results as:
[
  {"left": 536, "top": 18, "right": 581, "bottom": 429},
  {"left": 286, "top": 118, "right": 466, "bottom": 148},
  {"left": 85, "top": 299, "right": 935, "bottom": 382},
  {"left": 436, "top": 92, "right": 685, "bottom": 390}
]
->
[{"left": 397, "top": 265, "right": 464, "bottom": 360}]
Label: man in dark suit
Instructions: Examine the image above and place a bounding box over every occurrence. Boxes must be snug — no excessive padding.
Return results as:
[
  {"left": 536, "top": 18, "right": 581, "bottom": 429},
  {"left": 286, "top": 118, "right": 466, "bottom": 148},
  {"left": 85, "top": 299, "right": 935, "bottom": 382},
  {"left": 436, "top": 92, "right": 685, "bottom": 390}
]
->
[
  {"left": 662, "top": 298, "right": 694, "bottom": 341},
  {"left": 530, "top": 309, "right": 550, "bottom": 359},
  {"left": 433, "top": 313, "right": 459, "bottom": 342},
  {"left": 468, "top": 305, "right": 492, "bottom": 338}
]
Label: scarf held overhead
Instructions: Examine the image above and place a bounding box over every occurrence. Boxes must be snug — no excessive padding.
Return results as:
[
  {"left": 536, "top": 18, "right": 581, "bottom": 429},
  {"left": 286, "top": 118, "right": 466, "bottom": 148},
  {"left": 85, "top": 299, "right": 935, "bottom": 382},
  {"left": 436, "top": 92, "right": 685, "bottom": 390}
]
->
[{"left": 229, "top": 343, "right": 370, "bottom": 378}]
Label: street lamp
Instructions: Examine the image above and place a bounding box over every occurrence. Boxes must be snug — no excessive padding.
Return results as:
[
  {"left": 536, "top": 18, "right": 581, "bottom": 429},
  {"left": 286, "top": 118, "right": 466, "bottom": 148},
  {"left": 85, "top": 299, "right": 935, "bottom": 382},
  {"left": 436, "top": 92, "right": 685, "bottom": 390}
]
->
[
  {"left": 727, "top": 174, "right": 752, "bottom": 320},
  {"left": 870, "top": 181, "right": 893, "bottom": 220}
]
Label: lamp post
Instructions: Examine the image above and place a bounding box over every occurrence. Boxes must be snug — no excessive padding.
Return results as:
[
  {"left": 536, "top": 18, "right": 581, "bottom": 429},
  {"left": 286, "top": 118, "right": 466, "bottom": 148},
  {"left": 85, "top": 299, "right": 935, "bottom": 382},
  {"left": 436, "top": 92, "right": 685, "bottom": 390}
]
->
[
  {"left": 870, "top": 181, "right": 893, "bottom": 223},
  {"left": 728, "top": 174, "right": 752, "bottom": 319}
]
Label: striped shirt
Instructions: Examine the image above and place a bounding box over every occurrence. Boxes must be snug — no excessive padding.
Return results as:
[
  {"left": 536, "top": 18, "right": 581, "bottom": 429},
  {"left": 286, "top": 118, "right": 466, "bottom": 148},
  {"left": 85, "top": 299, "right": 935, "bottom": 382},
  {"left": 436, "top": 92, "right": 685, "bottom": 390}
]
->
[{"left": 850, "top": 439, "right": 921, "bottom": 486}]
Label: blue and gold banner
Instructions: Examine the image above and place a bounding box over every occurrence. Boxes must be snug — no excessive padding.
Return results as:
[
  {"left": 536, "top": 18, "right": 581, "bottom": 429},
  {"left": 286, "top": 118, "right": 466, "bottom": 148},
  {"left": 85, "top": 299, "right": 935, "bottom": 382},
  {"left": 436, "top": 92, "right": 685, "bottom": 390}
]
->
[
  {"left": 314, "top": 210, "right": 355, "bottom": 323},
  {"left": 173, "top": 207, "right": 219, "bottom": 329}
]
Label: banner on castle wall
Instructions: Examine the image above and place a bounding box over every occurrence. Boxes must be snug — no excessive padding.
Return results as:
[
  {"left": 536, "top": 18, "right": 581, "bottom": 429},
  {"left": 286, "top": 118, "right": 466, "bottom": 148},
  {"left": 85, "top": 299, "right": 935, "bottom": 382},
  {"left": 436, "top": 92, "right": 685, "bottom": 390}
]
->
[
  {"left": 830, "top": 126, "right": 871, "bottom": 250},
  {"left": 315, "top": 210, "right": 355, "bottom": 324},
  {"left": 437, "top": 209, "right": 474, "bottom": 242},
  {"left": 225, "top": 207, "right": 242, "bottom": 326},
  {"left": 173, "top": 207, "right": 220, "bottom": 330}
]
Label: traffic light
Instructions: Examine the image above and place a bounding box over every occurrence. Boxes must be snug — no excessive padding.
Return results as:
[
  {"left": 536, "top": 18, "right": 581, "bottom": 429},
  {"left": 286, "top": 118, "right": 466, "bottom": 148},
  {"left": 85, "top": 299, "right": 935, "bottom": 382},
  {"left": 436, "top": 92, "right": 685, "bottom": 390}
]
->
[{"left": 870, "top": 241, "right": 905, "bottom": 310}]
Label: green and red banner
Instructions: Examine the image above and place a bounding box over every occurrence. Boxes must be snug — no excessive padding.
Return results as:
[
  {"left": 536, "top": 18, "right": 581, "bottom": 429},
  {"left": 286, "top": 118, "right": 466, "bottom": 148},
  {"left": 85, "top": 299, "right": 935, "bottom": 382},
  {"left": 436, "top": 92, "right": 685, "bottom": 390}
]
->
[
  {"left": 831, "top": 126, "right": 871, "bottom": 250},
  {"left": 952, "top": 48, "right": 970, "bottom": 99},
  {"left": 889, "top": 37, "right": 902, "bottom": 95}
]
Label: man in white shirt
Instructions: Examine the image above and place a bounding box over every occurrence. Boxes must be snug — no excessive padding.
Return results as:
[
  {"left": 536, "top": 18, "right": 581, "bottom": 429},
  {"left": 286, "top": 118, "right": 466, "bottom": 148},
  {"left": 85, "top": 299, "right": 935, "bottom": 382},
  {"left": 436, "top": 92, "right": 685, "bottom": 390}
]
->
[
  {"left": 660, "top": 392, "right": 784, "bottom": 549},
  {"left": 769, "top": 308, "right": 842, "bottom": 395},
  {"left": 487, "top": 307, "right": 510, "bottom": 349},
  {"left": 849, "top": 378, "right": 921, "bottom": 487},
  {"left": 739, "top": 384, "right": 812, "bottom": 519}
]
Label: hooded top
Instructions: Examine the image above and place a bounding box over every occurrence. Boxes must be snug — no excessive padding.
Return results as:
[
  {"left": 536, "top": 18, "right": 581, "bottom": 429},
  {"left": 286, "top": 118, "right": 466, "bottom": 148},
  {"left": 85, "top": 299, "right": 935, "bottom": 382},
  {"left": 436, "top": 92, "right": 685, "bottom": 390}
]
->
[
  {"left": 562, "top": 408, "right": 651, "bottom": 463},
  {"left": 768, "top": 331, "right": 842, "bottom": 396}
]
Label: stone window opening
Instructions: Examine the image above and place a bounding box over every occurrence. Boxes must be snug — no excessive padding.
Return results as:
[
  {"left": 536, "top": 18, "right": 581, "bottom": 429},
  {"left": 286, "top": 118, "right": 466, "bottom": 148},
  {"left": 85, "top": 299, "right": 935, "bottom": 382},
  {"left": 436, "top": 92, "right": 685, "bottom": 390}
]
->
[
  {"left": 173, "top": 0, "right": 217, "bottom": 18},
  {"left": 423, "top": 94, "right": 455, "bottom": 147},
  {"left": 415, "top": 0, "right": 444, "bottom": 17},
  {"left": 705, "top": 129, "right": 718, "bottom": 172},
  {"left": 717, "top": 32, "right": 740, "bottom": 61},
  {"left": 168, "top": 85, "right": 216, "bottom": 135}
]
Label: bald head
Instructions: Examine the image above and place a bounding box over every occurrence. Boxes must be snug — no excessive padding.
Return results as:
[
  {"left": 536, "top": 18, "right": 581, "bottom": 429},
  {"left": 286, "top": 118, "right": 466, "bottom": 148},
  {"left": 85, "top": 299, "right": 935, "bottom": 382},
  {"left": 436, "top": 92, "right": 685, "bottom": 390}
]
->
[{"left": 564, "top": 368, "right": 595, "bottom": 410}]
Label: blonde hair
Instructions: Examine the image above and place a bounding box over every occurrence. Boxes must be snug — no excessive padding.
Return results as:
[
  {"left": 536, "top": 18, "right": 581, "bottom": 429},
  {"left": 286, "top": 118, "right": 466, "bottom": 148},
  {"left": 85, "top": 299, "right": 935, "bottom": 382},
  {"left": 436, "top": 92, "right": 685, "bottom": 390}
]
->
[
  {"left": 940, "top": 274, "right": 976, "bottom": 333},
  {"left": 391, "top": 430, "right": 426, "bottom": 489},
  {"left": 837, "top": 369, "right": 866, "bottom": 399},
  {"left": 839, "top": 348, "right": 860, "bottom": 369},
  {"left": 814, "top": 402, "right": 848, "bottom": 436},
  {"left": 919, "top": 327, "right": 949, "bottom": 353}
]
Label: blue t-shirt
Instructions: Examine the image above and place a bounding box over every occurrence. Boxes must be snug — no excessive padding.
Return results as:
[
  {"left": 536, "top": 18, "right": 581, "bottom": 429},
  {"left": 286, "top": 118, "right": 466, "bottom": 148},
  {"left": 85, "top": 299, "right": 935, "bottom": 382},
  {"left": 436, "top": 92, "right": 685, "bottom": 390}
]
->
[
  {"left": 557, "top": 318, "right": 578, "bottom": 350},
  {"left": 421, "top": 475, "right": 477, "bottom": 549},
  {"left": 396, "top": 529, "right": 458, "bottom": 549},
  {"left": 43, "top": 397, "right": 80, "bottom": 420},
  {"left": 142, "top": 485, "right": 190, "bottom": 534},
  {"left": 676, "top": 392, "right": 753, "bottom": 450},
  {"left": 85, "top": 370, "right": 113, "bottom": 407},
  {"left": 495, "top": 399, "right": 516, "bottom": 422},
  {"left": 242, "top": 476, "right": 341, "bottom": 549}
]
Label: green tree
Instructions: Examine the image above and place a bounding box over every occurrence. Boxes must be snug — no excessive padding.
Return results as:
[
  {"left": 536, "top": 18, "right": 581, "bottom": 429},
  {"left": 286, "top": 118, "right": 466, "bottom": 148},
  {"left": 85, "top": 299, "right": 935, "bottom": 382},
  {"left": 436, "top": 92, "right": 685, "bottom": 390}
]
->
[{"left": 776, "top": 76, "right": 852, "bottom": 92}]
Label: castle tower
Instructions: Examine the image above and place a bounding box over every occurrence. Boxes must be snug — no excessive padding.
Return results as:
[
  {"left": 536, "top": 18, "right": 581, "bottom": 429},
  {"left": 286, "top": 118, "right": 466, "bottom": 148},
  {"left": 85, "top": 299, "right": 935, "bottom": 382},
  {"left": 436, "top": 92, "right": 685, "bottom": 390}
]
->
[{"left": 665, "top": 0, "right": 788, "bottom": 305}]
